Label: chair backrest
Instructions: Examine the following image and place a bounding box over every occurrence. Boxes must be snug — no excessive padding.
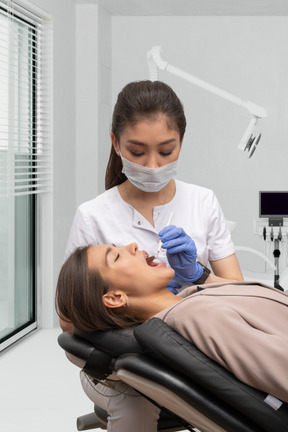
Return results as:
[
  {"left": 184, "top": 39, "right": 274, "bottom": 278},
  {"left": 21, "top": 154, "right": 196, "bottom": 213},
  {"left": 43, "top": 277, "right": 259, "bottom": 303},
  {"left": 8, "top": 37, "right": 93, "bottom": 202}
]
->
[
  {"left": 58, "top": 320, "right": 288, "bottom": 432},
  {"left": 134, "top": 318, "right": 288, "bottom": 432}
]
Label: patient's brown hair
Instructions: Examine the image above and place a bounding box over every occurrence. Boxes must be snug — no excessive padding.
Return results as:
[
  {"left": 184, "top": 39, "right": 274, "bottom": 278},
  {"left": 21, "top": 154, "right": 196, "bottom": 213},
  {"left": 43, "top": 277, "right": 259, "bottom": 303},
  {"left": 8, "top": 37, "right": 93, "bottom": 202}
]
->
[{"left": 55, "top": 246, "right": 139, "bottom": 332}]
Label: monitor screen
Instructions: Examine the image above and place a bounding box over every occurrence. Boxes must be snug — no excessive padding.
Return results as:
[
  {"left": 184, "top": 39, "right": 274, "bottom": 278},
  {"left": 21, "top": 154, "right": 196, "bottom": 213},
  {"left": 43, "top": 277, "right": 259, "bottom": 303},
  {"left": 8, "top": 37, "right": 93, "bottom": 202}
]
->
[{"left": 259, "top": 191, "right": 288, "bottom": 218}]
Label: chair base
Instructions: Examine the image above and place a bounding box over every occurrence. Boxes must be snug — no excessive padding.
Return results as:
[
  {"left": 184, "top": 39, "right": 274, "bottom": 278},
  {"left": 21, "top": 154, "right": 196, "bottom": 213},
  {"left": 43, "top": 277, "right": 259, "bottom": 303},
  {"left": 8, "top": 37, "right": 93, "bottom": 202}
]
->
[
  {"left": 76, "top": 405, "right": 191, "bottom": 431},
  {"left": 76, "top": 411, "right": 107, "bottom": 431}
]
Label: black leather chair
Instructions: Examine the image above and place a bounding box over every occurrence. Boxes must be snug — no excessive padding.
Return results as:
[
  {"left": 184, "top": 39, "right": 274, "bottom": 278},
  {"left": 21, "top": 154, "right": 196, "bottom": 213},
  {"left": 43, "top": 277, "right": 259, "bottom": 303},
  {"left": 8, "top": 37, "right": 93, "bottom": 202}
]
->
[{"left": 58, "top": 318, "right": 288, "bottom": 432}]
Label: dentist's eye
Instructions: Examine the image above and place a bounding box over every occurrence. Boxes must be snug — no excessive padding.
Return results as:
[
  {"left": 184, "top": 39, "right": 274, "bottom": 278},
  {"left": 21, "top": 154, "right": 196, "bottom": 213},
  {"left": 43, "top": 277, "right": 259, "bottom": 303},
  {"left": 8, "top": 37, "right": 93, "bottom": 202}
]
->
[
  {"left": 130, "top": 151, "right": 144, "bottom": 157},
  {"left": 160, "top": 151, "right": 173, "bottom": 156}
]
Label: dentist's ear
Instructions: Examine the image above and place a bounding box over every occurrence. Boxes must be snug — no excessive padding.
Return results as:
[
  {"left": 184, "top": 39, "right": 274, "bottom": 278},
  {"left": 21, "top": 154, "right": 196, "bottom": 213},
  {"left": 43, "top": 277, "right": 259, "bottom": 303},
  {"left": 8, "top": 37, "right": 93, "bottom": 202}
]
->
[
  {"left": 102, "top": 290, "right": 127, "bottom": 309},
  {"left": 111, "top": 133, "right": 120, "bottom": 155}
]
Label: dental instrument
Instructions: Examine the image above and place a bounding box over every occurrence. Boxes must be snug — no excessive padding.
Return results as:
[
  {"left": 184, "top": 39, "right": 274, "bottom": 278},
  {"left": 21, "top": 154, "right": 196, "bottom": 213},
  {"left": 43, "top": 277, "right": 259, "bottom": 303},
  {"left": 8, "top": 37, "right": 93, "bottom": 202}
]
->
[
  {"left": 147, "top": 46, "right": 267, "bottom": 158},
  {"left": 155, "top": 211, "right": 173, "bottom": 258}
]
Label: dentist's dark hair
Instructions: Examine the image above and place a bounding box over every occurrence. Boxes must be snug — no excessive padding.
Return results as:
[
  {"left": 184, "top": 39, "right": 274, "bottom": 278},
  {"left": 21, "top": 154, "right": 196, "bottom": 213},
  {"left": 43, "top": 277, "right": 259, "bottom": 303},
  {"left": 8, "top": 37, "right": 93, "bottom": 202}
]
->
[
  {"left": 55, "top": 246, "right": 139, "bottom": 332},
  {"left": 105, "top": 80, "right": 186, "bottom": 190}
]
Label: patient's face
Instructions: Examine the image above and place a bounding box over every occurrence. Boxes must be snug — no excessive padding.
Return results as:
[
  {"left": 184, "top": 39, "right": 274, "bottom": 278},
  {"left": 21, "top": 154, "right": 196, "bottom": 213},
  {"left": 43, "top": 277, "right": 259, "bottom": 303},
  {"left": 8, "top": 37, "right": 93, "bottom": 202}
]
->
[{"left": 87, "top": 243, "right": 174, "bottom": 295}]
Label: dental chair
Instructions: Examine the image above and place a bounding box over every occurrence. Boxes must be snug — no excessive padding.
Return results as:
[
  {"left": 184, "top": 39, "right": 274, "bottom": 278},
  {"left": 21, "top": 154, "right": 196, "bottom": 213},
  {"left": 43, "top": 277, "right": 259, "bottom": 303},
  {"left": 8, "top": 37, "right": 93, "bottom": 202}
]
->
[{"left": 58, "top": 318, "right": 288, "bottom": 432}]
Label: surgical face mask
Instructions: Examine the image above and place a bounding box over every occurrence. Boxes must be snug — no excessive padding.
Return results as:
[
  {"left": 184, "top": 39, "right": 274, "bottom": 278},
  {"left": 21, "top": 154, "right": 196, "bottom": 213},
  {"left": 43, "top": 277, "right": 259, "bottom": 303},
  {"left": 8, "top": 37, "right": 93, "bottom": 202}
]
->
[{"left": 119, "top": 153, "right": 178, "bottom": 193}]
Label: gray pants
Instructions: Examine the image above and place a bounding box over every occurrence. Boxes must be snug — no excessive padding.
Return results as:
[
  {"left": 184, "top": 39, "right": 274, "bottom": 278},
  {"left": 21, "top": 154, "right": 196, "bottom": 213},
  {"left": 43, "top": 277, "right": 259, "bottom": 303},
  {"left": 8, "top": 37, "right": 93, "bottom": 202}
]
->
[{"left": 80, "top": 370, "right": 160, "bottom": 432}]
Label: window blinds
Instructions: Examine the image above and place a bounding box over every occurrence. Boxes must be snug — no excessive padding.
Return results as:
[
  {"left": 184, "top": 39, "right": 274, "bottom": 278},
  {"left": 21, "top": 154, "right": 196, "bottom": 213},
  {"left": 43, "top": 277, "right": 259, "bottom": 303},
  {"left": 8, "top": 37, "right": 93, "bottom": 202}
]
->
[{"left": 0, "top": 0, "right": 52, "bottom": 196}]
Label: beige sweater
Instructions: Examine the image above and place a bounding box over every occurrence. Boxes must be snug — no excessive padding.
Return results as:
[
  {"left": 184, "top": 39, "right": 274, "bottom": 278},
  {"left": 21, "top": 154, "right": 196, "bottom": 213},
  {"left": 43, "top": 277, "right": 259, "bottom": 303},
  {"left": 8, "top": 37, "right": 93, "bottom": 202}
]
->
[{"left": 154, "top": 282, "right": 288, "bottom": 403}]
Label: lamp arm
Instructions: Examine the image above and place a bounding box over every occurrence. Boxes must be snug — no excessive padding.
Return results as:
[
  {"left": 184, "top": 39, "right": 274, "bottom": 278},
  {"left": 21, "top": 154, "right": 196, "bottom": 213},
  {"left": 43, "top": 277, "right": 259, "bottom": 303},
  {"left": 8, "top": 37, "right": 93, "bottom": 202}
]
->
[
  {"left": 147, "top": 49, "right": 159, "bottom": 81},
  {"left": 148, "top": 46, "right": 267, "bottom": 119},
  {"left": 147, "top": 46, "right": 267, "bottom": 158}
]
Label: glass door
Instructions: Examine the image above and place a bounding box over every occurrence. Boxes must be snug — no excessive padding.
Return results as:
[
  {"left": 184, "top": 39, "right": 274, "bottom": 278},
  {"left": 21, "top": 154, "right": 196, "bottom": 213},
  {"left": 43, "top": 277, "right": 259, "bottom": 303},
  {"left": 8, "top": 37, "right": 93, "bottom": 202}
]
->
[
  {"left": 0, "top": 195, "right": 36, "bottom": 350},
  {"left": 0, "top": 5, "right": 37, "bottom": 351}
]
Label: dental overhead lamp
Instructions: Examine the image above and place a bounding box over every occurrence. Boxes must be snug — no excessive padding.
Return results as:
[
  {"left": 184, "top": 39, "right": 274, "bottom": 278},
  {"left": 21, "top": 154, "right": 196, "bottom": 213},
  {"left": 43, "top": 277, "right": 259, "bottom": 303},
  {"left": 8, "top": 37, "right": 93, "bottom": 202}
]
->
[{"left": 147, "top": 46, "right": 267, "bottom": 158}]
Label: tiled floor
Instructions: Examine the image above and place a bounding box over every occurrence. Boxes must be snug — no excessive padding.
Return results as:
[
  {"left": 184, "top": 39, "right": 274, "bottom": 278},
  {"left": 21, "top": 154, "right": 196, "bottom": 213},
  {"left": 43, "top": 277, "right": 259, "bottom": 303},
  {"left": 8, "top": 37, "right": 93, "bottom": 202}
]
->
[{"left": 0, "top": 327, "right": 96, "bottom": 432}]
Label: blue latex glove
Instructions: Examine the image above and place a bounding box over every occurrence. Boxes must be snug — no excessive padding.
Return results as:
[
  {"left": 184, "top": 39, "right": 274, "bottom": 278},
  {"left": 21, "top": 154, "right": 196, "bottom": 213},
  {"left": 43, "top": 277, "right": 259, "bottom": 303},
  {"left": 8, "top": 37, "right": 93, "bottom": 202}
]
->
[
  {"left": 166, "top": 279, "right": 182, "bottom": 294},
  {"left": 158, "top": 225, "right": 203, "bottom": 283}
]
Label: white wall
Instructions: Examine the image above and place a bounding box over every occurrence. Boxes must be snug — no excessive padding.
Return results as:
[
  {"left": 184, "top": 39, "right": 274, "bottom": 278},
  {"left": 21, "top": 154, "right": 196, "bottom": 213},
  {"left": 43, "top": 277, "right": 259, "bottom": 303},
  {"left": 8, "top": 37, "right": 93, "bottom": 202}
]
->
[
  {"left": 76, "top": 4, "right": 99, "bottom": 205},
  {"left": 76, "top": 4, "right": 111, "bottom": 204},
  {"left": 111, "top": 16, "right": 288, "bottom": 272}
]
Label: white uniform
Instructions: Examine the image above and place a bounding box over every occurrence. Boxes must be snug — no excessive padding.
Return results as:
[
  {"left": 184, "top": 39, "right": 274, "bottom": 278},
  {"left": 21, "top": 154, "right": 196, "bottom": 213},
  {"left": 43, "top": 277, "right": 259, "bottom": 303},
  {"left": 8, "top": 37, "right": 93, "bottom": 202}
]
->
[
  {"left": 65, "top": 179, "right": 235, "bottom": 432},
  {"left": 65, "top": 179, "right": 234, "bottom": 264}
]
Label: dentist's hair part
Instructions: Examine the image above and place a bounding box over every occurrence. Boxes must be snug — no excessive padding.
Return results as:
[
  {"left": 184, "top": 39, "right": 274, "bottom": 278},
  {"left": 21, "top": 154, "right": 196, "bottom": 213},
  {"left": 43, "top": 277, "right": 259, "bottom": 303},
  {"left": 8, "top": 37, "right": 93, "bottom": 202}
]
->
[
  {"left": 105, "top": 80, "right": 186, "bottom": 190},
  {"left": 55, "top": 246, "right": 139, "bottom": 332}
]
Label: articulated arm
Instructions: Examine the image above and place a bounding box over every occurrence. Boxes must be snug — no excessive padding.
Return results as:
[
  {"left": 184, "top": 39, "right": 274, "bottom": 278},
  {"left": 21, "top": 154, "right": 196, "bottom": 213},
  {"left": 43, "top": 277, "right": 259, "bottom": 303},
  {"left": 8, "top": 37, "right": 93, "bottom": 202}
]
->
[{"left": 147, "top": 46, "right": 267, "bottom": 158}]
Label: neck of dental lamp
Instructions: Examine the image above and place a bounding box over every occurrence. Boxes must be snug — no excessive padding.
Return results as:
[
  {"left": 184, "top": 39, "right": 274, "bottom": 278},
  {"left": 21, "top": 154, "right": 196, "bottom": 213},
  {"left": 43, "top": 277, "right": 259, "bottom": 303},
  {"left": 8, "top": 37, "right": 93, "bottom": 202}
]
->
[
  {"left": 147, "top": 46, "right": 267, "bottom": 119},
  {"left": 147, "top": 45, "right": 267, "bottom": 157}
]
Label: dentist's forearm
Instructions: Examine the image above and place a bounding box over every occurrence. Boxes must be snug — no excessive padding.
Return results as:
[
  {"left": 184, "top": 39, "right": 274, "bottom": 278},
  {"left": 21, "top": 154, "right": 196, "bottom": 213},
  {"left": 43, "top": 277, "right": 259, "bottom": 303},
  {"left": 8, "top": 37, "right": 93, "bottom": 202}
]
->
[{"left": 208, "top": 254, "right": 244, "bottom": 283}]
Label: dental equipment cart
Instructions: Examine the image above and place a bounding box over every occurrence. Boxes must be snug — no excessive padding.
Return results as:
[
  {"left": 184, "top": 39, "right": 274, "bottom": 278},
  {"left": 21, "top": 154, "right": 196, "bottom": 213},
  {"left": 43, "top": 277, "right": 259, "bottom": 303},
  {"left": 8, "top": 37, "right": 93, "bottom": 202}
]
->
[{"left": 256, "top": 191, "right": 288, "bottom": 291}]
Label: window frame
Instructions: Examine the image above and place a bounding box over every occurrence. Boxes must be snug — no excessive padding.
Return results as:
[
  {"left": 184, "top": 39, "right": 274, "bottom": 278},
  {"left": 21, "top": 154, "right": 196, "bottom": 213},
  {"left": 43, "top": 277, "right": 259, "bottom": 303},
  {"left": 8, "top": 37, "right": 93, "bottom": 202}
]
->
[{"left": 0, "top": 0, "right": 53, "bottom": 352}]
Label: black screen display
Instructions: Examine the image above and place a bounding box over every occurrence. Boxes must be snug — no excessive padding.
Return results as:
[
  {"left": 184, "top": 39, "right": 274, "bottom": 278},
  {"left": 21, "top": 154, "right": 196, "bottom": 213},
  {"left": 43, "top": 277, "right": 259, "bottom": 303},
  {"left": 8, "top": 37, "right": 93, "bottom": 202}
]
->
[{"left": 260, "top": 192, "right": 288, "bottom": 217}]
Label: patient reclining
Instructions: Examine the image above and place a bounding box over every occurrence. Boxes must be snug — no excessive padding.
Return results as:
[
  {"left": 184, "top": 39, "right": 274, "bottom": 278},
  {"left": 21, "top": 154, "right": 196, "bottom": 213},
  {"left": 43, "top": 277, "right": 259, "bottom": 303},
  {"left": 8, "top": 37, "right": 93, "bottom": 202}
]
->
[{"left": 55, "top": 243, "right": 288, "bottom": 403}]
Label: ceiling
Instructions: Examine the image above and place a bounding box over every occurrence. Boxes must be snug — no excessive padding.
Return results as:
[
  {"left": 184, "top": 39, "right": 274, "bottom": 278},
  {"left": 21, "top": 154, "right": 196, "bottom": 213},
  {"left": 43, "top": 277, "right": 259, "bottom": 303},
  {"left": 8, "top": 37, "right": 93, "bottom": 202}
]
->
[{"left": 74, "top": 0, "right": 288, "bottom": 16}]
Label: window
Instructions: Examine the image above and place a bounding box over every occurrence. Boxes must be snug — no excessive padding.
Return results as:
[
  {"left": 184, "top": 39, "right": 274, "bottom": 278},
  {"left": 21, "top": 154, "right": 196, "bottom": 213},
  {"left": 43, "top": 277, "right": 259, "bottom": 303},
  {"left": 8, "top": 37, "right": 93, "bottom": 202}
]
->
[{"left": 0, "top": 1, "right": 52, "bottom": 351}]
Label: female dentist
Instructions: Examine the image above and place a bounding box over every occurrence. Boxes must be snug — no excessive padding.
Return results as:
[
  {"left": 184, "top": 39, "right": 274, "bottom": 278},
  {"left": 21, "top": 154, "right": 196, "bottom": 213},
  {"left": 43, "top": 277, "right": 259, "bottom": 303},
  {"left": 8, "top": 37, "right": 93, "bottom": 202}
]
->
[{"left": 63, "top": 80, "right": 243, "bottom": 432}]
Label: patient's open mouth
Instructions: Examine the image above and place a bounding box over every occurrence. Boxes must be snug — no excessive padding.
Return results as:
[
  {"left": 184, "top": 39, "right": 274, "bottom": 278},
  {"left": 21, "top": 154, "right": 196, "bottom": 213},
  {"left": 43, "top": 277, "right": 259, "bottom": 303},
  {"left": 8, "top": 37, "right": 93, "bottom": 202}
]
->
[
  {"left": 145, "top": 254, "right": 166, "bottom": 268},
  {"left": 146, "top": 255, "right": 155, "bottom": 264},
  {"left": 143, "top": 250, "right": 157, "bottom": 266},
  {"left": 146, "top": 255, "right": 158, "bottom": 266},
  {"left": 143, "top": 251, "right": 166, "bottom": 268}
]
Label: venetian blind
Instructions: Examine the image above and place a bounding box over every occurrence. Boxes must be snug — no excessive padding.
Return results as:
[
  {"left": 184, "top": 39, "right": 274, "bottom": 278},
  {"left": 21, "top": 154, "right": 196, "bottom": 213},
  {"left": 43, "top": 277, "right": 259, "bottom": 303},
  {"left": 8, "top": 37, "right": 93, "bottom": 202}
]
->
[{"left": 0, "top": 0, "right": 52, "bottom": 196}]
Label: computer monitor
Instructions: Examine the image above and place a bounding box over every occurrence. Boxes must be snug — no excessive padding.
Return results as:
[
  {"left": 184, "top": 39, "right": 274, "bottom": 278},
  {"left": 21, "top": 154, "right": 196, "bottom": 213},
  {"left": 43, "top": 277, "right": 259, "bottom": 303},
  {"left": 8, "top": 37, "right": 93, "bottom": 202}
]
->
[{"left": 259, "top": 191, "right": 288, "bottom": 225}]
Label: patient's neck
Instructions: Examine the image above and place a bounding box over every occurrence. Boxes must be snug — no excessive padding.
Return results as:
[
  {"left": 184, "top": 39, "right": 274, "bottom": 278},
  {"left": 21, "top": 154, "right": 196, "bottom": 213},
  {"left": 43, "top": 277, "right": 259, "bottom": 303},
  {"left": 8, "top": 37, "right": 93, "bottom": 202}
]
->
[{"left": 133, "top": 290, "right": 181, "bottom": 322}]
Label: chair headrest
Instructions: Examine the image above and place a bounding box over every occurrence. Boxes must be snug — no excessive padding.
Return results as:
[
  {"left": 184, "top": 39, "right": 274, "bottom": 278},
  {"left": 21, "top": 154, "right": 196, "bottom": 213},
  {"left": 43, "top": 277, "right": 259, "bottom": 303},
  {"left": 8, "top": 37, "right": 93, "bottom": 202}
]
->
[
  {"left": 58, "top": 331, "right": 94, "bottom": 360},
  {"left": 74, "top": 326, "right": 143, "bottom": 357}
]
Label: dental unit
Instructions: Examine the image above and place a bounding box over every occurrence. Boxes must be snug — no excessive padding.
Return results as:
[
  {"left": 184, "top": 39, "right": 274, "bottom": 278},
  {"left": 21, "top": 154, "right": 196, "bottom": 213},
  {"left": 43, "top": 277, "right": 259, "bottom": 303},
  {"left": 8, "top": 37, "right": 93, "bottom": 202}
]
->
[
  {"left": 256, "top": 191, "right": 288, "bottom": 291},
  {"left": 147, "top": 46, "right": 267, "bottom": 158}
]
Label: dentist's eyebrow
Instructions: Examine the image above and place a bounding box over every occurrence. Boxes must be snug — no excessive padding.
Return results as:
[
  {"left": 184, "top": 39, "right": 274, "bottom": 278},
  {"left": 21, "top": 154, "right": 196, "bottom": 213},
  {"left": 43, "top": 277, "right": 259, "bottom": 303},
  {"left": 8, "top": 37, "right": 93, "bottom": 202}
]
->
[{"left": 127, "top": 138, "right": 176, "bottom": 146}]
